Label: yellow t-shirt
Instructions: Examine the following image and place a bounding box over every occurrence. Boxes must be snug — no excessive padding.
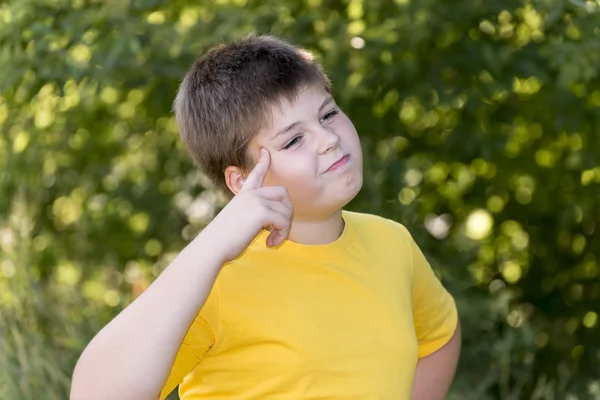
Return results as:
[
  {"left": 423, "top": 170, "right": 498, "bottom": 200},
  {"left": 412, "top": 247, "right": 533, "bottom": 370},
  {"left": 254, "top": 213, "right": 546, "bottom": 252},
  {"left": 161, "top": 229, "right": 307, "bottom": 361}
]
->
[{"left": 160, "top": 211, "right": 458, "bottom": 400}]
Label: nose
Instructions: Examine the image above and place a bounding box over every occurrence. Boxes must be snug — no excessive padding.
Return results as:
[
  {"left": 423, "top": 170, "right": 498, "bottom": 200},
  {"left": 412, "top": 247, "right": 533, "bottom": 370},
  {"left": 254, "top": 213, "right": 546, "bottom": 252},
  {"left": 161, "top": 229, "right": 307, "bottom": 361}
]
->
[{"left": 317, "top": 126, "right": 340, "bottom": 154}]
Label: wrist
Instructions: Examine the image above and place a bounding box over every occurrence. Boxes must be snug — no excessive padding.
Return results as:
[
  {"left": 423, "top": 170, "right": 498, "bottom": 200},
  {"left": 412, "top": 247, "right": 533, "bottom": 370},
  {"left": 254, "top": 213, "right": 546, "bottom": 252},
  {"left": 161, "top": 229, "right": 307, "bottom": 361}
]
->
[{"left": 193, "top": 226, "right": 228, "bottom": 267}]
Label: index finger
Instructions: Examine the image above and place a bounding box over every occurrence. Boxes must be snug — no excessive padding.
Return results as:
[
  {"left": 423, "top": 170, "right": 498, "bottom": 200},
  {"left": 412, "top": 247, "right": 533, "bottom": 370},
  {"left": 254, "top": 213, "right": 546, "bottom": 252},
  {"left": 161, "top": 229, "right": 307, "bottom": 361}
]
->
[{"left": 240, "top": 149, "right": 270, "bottom": 192}]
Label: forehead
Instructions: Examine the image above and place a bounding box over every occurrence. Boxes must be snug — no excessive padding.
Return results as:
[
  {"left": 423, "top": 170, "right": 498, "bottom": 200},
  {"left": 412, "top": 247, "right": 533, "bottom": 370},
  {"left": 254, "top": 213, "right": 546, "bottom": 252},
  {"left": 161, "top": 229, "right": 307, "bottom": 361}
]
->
[
  {"left": 265, "top": 86, "right": 332, "bottom": 129},
  {"left": 277, "top": 85, "right": 329, "bottom": 113}
]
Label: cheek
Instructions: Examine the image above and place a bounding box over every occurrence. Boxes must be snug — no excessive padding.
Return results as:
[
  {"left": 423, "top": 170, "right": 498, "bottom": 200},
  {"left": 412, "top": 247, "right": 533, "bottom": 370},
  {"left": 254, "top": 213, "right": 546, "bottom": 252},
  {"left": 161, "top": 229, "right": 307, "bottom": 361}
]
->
[
  {"left": 336, "top": 115, "right": 360, "bottom": 141},
  {"left": 264, "top": 155, "right": 318, "bottom": 189}
]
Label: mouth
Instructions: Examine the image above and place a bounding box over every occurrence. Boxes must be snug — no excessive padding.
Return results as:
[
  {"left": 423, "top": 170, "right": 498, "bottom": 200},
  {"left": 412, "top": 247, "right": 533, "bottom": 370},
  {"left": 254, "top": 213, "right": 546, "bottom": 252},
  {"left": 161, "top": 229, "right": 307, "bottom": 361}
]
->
[{"left": 324, "top": 154, "right": 350, "bottom": 173}]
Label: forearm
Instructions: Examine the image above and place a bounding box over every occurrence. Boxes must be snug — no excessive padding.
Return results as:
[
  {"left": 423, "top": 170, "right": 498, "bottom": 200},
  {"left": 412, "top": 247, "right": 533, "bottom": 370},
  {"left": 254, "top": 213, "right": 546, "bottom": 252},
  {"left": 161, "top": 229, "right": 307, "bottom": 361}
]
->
[
  {"left": 412, "top": 321, "right": 461, "bottom": 400},
  {"left": 70, "top": 232, "right": 224, "bottom": 400}
]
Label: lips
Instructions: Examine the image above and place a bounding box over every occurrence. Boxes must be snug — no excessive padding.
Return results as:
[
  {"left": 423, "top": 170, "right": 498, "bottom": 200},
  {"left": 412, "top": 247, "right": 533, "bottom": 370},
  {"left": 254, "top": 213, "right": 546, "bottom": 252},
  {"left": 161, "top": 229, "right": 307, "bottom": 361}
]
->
[{"left": 324, "top": 154, "right": 350, "bottom": 173}]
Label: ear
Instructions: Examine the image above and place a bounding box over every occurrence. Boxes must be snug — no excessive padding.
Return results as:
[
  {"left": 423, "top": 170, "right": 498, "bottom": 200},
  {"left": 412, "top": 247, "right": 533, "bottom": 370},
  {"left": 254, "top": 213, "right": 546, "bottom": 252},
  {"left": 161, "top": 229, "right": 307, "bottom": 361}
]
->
[{"left": 224, "top": 165, "right": 247, "bottom": 196}]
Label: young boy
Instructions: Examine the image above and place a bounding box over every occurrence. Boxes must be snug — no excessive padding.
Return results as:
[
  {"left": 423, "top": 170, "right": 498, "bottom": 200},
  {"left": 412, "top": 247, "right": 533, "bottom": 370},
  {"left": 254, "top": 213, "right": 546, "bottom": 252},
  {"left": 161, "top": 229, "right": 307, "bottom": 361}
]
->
[{"left": 70, "top": 35, "right": 460, "bottom": 400}]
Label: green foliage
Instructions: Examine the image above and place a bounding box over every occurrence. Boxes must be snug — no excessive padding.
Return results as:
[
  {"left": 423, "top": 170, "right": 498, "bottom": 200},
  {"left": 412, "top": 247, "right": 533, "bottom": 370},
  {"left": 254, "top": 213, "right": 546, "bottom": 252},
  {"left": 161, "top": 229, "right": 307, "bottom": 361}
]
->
[{"left": 1, "top": 0, "right": 600, "bottom": 398}]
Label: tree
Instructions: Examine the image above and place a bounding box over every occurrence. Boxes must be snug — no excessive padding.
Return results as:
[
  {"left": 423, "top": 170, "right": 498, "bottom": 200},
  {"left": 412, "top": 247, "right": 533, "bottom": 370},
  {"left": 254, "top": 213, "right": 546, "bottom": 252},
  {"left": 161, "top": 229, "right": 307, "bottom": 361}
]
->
[{"left": 1, "top": 0, "right": 599, "bottom": 398}]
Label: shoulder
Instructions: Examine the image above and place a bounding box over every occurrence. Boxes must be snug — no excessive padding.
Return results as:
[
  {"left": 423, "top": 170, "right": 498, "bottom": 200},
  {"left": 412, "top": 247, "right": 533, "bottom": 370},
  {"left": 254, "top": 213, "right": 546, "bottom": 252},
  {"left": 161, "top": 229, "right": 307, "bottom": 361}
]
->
[
  {"left": 343, "top": 210, "right": 411, "bottom": 237},
  {"left": 343, "top": 211, "right": 414, "bottom": 254}
]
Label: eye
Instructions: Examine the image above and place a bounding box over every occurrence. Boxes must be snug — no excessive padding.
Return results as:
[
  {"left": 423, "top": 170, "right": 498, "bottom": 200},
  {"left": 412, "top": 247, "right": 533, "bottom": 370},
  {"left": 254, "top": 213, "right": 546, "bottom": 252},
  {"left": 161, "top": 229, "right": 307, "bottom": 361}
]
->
[
  {"left": 321, "top": 109, "right": 339, "bottom": 123},
  {"left": 283, "top": 135, "right": 303, "bottom": 150}
]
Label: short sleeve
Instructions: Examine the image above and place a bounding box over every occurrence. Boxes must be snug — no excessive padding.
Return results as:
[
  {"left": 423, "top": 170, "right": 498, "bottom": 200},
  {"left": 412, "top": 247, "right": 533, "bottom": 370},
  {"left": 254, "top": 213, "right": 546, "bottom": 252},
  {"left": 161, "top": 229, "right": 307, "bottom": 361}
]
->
[
  {"left": 405, "top": 227, "right": 458, "bottom": 359},
  {"left": 159, "top": 285, "right": 219, "bottom": 400}
]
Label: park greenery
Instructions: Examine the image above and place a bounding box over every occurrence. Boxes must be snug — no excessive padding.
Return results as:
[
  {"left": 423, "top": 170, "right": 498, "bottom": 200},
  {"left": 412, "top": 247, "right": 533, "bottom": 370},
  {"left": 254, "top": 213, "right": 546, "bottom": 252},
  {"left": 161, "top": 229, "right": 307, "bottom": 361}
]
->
[{"left": 1, "top": 0, "right": 600, "bottom": 398}]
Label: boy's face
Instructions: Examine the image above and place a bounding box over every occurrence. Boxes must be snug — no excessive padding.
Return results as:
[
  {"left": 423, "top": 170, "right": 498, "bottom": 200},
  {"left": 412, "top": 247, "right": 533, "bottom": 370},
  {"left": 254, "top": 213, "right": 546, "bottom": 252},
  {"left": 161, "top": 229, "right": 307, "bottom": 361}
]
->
[{"left": 247, "top": 85, "right": 363, "bottom": 220}]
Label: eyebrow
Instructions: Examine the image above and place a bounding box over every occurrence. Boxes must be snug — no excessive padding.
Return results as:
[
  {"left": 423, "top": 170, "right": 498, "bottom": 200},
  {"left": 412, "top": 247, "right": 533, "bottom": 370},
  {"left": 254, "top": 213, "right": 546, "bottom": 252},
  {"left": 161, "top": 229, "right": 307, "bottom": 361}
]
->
[{"left": 269, "top": 96, "right": 335, "bottom": 141}]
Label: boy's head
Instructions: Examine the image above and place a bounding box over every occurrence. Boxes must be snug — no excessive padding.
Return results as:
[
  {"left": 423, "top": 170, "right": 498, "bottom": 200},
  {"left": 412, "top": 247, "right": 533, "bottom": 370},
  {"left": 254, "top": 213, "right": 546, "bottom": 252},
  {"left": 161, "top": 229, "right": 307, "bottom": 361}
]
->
[{"left": 175, "top": 35, "right": 363, "bottom": 219}]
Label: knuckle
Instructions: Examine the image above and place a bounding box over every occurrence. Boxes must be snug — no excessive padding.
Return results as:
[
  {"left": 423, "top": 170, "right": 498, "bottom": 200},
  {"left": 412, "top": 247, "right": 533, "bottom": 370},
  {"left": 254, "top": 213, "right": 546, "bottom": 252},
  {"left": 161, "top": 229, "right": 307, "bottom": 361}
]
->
[
  {"left": 250, "top": 193, "right": 264, "bottom": 206},
  {"left": 257, "top": 208, "right": 271, "bottom": 223},
  {"left": 253, "top": 188, "right": 264, "bottom": 197}
]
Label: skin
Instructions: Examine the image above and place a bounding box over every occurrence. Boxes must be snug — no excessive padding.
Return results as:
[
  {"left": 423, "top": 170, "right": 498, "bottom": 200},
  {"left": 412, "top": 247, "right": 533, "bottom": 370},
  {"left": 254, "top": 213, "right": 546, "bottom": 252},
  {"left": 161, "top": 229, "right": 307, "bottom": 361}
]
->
[
  {"left": 225, "top": 85, "right": 364, "bottom": 245},
  {"left": 70, "top": 85, "right": 460, "bottom": 400},
  {"left": 413, "top": 322, "right": 462, "bottom": 400},
  {"left": 229, "top": 85, "right": 461, "bottom": 399},
  {"left": 70, "top": 148, "right": 293, "bottom": 400}
]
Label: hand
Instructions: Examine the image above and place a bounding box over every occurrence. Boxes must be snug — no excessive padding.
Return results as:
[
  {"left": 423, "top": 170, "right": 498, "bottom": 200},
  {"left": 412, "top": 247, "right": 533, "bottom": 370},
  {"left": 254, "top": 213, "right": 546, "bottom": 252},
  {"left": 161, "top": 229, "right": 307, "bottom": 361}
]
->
[{"left": 202, "top": 149, "right": 293, "bottom": 263}]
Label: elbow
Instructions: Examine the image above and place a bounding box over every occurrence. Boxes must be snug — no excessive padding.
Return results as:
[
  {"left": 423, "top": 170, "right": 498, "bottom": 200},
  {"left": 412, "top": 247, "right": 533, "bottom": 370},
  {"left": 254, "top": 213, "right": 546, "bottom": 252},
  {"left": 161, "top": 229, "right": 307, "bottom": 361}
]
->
[
  {"left": 69, "top": 365, "right": 93, "bottom": 400},
  {"left": 69, "top": 361, "right": 84, "bottom": 400},
  {"left": 69, "top": 363, "right": 109, "bottom": 400},
  {"left": 70, "top": 372, "right": 160, "bottom": 400}
]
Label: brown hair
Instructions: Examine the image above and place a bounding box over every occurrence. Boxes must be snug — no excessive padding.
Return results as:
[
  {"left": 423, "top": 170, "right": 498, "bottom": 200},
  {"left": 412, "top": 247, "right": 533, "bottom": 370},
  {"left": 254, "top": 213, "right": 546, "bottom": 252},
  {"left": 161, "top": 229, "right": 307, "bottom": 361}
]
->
[{"left": 174, "top": 34, "right": 332, "bottom": 195}]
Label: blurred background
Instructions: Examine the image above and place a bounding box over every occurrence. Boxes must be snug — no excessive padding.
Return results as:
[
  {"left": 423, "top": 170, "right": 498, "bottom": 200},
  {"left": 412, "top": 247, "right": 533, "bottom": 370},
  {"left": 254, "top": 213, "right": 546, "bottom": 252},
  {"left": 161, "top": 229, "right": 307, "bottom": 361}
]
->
[{"left": 1, "top": 0, "right": 600, "bottom": 399}]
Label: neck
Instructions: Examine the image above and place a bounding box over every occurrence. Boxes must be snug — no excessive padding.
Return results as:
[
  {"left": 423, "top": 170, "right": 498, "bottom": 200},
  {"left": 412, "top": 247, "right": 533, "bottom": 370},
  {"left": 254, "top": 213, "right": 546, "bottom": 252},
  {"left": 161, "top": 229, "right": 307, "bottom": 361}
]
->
[{"left": 287, "top": 210, "right": 345, "bottom": 245}]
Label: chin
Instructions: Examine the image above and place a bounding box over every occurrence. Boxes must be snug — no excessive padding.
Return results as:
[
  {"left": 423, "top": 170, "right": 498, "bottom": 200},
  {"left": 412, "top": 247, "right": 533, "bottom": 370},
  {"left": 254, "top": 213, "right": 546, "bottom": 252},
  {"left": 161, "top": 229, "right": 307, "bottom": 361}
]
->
[
  {"left": 334, "top": 177, "right": 363, "bottom": 209},
  {"left": 344, "top": 180, "right": 363, "bottom": 204}
]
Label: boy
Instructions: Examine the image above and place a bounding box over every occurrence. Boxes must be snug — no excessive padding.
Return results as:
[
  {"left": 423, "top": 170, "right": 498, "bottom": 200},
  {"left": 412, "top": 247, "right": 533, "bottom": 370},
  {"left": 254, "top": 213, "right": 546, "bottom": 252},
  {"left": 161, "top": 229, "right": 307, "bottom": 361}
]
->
[{"left": 71, "top": 35, "right": 460, "bottom": 400}]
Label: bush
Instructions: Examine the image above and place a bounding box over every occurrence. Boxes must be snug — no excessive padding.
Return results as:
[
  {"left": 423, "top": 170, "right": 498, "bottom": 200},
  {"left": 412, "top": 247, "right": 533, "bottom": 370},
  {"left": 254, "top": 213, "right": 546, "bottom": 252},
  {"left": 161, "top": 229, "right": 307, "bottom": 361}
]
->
[{"left": 1, "top": 0, "right": 599, "bottom": 398}]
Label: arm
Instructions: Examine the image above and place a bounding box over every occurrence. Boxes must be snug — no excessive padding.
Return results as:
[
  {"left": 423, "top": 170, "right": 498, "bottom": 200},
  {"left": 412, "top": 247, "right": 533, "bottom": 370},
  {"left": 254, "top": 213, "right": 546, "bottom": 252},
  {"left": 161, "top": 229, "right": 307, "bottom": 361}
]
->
[
  {"left": 70, "top": 150, "right": 292, "bottom": 400},
  {"left": 70, "top": 233, "right": 225, "bottom": 400},
  {"left": 412, "top": 320, "right": 461, "bottom": 400},
  {"left": 397, "top": 223, "right": 461, "bottom": 400}
]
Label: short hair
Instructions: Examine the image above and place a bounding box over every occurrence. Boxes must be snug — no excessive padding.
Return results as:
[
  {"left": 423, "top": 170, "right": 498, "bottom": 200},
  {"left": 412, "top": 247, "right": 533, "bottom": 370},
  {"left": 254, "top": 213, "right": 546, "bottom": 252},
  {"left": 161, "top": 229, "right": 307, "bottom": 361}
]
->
[{"left": 174, "top": 34, "right": 332, "bottom": 195}]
